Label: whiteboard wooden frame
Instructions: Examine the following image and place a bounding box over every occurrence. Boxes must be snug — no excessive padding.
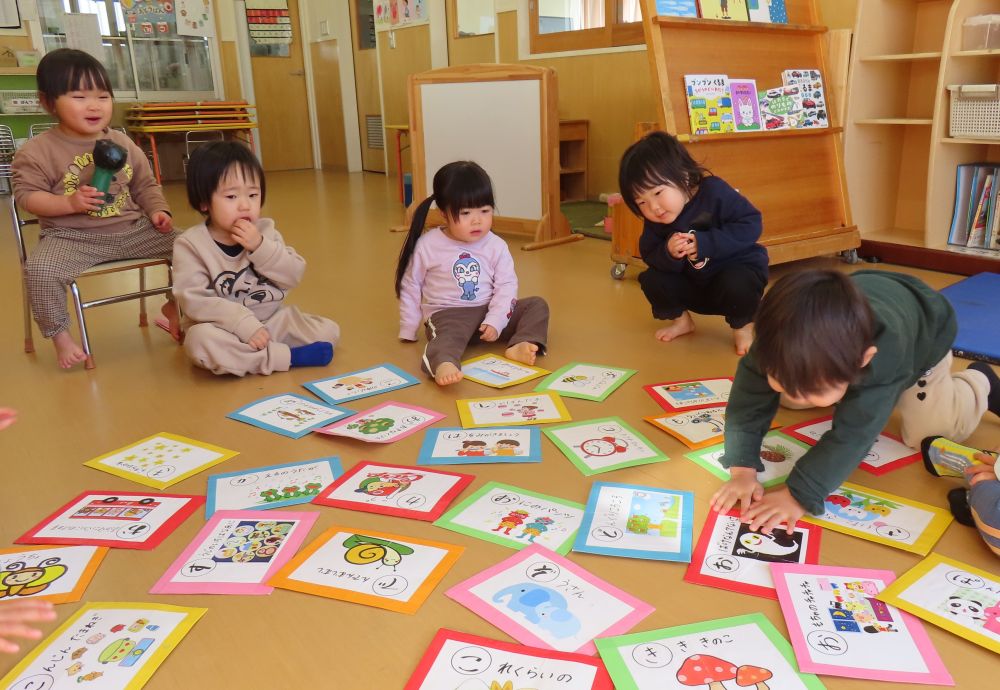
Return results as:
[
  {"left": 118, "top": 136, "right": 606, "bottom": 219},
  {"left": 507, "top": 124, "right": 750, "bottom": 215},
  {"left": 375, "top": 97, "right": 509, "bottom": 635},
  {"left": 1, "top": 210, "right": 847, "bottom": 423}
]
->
[{"left": 406, "top": 63, "right": 579, "bottom": 250}]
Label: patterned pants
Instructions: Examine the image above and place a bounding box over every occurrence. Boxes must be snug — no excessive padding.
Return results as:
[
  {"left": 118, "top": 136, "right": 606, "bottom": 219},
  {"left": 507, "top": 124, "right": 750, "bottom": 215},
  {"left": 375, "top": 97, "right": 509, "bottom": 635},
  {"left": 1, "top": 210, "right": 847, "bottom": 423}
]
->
[{"left": 25, "top": 217, "right": 177, "bottom": 338}]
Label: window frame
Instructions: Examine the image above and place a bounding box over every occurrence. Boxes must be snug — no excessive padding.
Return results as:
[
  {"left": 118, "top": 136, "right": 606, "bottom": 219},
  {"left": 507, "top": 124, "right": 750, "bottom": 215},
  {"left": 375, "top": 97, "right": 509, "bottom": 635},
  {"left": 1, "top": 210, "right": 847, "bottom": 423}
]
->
[
  {"left": 528, "top": 0, "right": 643, "bottom": 55},
  {"left": 447, "top": 0, "right": 495, "bottom": 40}
]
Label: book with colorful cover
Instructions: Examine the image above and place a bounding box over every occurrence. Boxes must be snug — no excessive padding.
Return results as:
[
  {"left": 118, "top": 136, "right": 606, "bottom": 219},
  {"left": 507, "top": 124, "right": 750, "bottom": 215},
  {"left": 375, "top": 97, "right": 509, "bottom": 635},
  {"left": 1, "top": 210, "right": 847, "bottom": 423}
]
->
[
  {"left": 746, "top": 0, "right": 770, "bottom": 21},
  {"left": 730, "top": 79, "right": 762, "bottom": 132},
  {"left": 967, "top": 171, "right": 995, "bottom": 247},
  {"left": 782, "top": 69, "right": 829, "bottom": 128},
  {"left": 758, "top": 84, "right": 803, "bottom": 130},
  {"left": 684, "top": 74, "right": 736, "bottom": 135},
  {"left": 697, "top": 0, "right": 749, "bottom": 21},
  {"left": 768, "top": 0, "right": 789, "bottom": 23},
  {"left": 655, "top": 0, "right": 698, "bottom": 17}
]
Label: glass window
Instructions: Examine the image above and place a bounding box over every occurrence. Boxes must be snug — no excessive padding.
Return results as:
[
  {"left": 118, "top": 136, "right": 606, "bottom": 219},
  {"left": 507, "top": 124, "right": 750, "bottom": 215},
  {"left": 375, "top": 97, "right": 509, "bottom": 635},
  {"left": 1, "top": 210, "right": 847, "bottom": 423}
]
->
[
  {"left": 530, "top": 0, "right": 642, "bottom": 53},
  {"left": 538, "top": 0, "right": 604, "bottom": 34},
  {"left": 456, "top": 0, "right": 494, "bottom": 37}
]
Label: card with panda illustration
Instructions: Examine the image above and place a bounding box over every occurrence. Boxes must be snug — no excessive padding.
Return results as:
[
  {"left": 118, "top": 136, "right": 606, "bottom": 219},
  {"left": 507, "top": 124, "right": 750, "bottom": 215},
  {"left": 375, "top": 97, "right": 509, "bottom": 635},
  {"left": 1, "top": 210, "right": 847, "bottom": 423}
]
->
[
  {"left": 684, "top": 508, "right": 822, "bottom": 599},
  {"left": 312, "top": 461, "right": 474, "bottom": 521},
  {"left": 772, "top": 564, "right": 952, "bottom": 684},
  {"left": 685, "top": 431, "right": 810, "bottom": 487},
  {"left": 460, "top": 354, "right": 550, "bottom": 389},
  {"left": 544, "top": 418, "right": 669, "bottom": 476},
  {"left": 877, "top": 552, "right": 1000, "bottom": 655},
  {"left": 644, "top": 377, "right": 733, "bottom": 412},
  {"left": 0, "top": 545, "right": 108, "bottom": 604},
  {"left": 782, "top": 415, "right": 921, "bottom": 475}
]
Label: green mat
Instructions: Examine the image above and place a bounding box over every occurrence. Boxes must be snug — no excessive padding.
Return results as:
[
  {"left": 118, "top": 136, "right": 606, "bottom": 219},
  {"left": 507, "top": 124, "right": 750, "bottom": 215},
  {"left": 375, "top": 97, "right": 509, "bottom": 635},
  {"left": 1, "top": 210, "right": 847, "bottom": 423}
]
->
[{"left": 561, "top": 201, "right": 610, "bottom": 240}]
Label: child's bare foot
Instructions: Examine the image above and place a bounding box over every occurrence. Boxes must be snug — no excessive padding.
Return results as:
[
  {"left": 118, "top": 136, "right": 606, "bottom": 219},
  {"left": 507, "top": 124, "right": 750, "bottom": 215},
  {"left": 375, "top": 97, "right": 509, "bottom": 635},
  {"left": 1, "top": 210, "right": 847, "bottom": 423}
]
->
[
  {"left": 654, "top": 312, "right": 695, "bottom": 342},
  {"left": 160, "top": 300, "right": 183, "bottom": 342},
  {"left": 505, "top": 341, "right": 539, "bottom": 365},
  {"left": 733, "top": 323, "right": 754, "bottom": 356},
  {"left": 434, "top": 362, "right": 464, "bottom": 386},
  {"left": 52, "top": 331, "right": 87, "bottom": 369}
]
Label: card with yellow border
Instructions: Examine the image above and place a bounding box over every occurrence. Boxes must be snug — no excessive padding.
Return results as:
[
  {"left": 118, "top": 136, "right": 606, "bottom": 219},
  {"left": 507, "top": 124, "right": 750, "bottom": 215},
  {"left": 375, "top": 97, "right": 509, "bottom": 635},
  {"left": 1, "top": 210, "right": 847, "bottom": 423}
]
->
[
  {"left": 456, "top": 392, "right": 571, "bottom": 428},
  {"left": 877, "top": 552, "right": 1000, "bottom": 654},
  {"left": 268, "top": 525, "right": 463, "bottom": 614},
  {"left": 0, "top": 545, "right": 108, "bottom": 604},
  {"left": 83, "top": 432, "right": 239, "bottom": 489},
  {"left": 461, "top": 354, "right": 549, "bottom": 388},
  {"left": 0, "top": 602, "right": 205, "bottom": 689}
]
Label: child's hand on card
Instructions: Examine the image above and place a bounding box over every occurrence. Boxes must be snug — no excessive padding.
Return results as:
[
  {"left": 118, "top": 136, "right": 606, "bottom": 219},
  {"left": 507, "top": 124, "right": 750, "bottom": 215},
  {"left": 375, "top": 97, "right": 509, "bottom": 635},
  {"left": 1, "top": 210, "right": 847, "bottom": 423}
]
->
[
  {"left": 230, "top": 219, "right": 263, "bottom": 251},
  {"left": 248, "top": 327, "right": 270, "bottom": 350},
  {"left": 479, "top": 324, "right": 499, "bottom": 342},
  {"left": 0, "top": 600, "right": 56, "bottom": 654},
  {"left": 742, "top": 486, "right": 806, "bottom": 536},
  {"left": 150, "top": 210, "right": 173, "bottom": 233},
  {"left": 68, "top": 185, "right": 106, "bottom": 213},
  {"left": 667, "top": 232, "right": 696, "bottom": 259},
  {"left": 710, "top": 466, "right": 764, "bottom": 516},
  {"left": 967, "top": 450, "right": 999, "bottom": 486}
]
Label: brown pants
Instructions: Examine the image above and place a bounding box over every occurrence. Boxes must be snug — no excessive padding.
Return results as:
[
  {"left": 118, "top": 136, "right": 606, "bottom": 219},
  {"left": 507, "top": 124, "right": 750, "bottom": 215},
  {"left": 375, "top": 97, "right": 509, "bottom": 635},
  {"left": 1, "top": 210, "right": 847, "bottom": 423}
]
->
[
  {"left": 183, "top": 305, "right": 340, "bottom": 377},
  {"left": 421, "top": 297, "right": 549, "bottom": 376}
]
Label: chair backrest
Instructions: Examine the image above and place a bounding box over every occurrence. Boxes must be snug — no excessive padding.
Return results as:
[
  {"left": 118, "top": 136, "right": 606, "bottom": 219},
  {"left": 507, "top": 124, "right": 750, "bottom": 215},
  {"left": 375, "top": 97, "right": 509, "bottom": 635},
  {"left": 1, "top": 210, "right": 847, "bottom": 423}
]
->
[
  {"left": 28, "top": 122, "right": 57, "bottom": 138},
  {"left": 0, "top": 123, "right": 15, "bottom": 182}
]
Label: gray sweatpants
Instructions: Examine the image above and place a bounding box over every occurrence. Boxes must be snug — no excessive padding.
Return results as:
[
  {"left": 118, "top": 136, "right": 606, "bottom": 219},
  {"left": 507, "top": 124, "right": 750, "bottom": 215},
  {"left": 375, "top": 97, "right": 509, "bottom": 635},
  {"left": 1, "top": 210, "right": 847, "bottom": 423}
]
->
[
  {"left": 183, "top": 305, "right": 340, "bottom": 377},
  {"left": 25, "top": 216, "right": 176, "bottom": 338},
  {"left": 421, "top": 296, "right": 549, "bottom": 376}
]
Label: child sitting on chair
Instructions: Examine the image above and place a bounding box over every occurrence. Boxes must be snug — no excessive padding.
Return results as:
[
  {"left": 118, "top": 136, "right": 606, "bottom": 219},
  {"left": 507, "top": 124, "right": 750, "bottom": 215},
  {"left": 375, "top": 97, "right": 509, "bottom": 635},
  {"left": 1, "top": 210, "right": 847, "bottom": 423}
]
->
[
  {"left": 12, "top": 49, "right": 178, "bottom": 369},
  {"left": 172, "top": 141, "right": 339, "bottom": 376}
]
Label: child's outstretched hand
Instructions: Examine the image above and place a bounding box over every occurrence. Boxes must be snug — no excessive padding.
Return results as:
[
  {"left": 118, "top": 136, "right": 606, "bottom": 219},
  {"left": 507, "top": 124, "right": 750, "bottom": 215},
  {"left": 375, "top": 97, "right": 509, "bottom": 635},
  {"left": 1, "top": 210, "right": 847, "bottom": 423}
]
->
[
  {"left": 967, "top": 450, "right": 999, "bottom": 486},
  {"left": 741, "top": 486, "right": 805, "bottom": 536},
  {"left": 230, "top": 219, "right": 263, "bottom": 251},
  {"left": 0, "top": 600, "right": 56, "bottom": 654},
  {"left": 667, "top": 232, "right": 696, "bottom": 259},
  {"left": 711, "top": 466, "right": 764, "bottom": 516},
  {"left": 150, "top": 210, "right": 173, "bottom": 233},
  {"left": 248, "top": 327, "right": 270, "bottom": 351},
  {"left": 479, "top": 324, "right": 499, "bottom": 342},
  {"left": 68, "top": 185, "right": 106, "bottom": 213}
]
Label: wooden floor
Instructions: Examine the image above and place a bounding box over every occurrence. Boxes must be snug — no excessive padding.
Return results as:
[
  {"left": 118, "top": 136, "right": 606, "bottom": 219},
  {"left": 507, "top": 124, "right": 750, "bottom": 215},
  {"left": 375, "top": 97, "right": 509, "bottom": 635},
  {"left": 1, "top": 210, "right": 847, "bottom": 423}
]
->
[{"left": 0, "top": 169, "right": 997, "bottom": 688}]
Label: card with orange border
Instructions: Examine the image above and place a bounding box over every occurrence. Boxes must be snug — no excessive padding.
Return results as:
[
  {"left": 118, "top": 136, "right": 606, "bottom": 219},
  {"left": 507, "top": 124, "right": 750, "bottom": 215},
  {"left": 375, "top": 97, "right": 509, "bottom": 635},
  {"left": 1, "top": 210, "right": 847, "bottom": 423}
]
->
[
  {"left": 0, "top": 545, "right": 108, "bottom": 604},
  {"left": 646, "top": 407, "right": 780, "bottom": 449}
]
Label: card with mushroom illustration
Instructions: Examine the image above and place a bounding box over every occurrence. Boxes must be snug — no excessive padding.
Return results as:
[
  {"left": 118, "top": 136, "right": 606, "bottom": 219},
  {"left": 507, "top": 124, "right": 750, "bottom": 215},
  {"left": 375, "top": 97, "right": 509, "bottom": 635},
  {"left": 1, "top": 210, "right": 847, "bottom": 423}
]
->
[
  {"left": 782, "top": 415, "right": 921, "bottom": 475},
  {"left": 267, "top": 526, "right": 463, "bottom": 614},
  {"left": 594, "top": 612, "right": 825, "bottom": 690},
  {"left": 772, "top": 564, "right": 952, "bottom": 684},
  {"left": 685, "top": 431, "right": 809, "bottom": 487},
  {"left": 205, "top": 457, "right": 344, "bottom": 518}
]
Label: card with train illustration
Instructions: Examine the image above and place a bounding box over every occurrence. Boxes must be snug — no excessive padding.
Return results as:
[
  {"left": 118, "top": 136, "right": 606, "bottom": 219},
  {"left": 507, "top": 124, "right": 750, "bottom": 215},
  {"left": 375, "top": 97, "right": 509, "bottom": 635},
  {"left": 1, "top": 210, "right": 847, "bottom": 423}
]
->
[
  {"left": 685, "top": 431, "right": 810, "bottom": 487},
  {"left": 205, "top": 457, "right": 344, "bottom": 518},
  {"left": 416, "top": 427, "right": 542, "bottom": 465},
  {"left": 782, "top": 416, "right": 921, "bottom": 475},
  {"left": 82, "top": 432, "right": 238, "bottom": 489},
  {"left": 544, "top": 417, "right": 669, "bottom": 476},
  {"left": 456, "top": 392, "right": 571, "bottom": 427},
  {"left": 304, "top": 363, "right": 419, "bottom": 404},
  {"left": 313, "top": 401, "right": 444, "bottom": 443},
  {"left": 534, "top": 362, "right": 636, "bottom": 402},
  {"left": 226, "top": 393, "right": 353, "bottom": 438},
  {"left": 644, "top": 377, "right": 733, "bottom": 412},
  {"left": 461, "top": 354, "right": 550, "bottom": 388},
  {"left": 0, "top": 545, "right": 108, "bottom": 604},
  {"left": 684, "top": 508, "right": 822, "bottom": 599}
]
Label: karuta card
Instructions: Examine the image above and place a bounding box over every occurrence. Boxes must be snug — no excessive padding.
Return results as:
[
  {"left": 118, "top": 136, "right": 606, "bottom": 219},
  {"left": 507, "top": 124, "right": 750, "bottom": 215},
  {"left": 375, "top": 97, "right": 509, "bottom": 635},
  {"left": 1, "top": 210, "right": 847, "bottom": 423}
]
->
[
  {"left": 267, "top": 525, "right": 463, "bottom": 614},
  {"left": 573, "top": 483, "right": 693, "bottom": 562},
  {"left": 685, "top": 431, "right": 810, "bottom": 487},
  {"left": 803, "top": 482, "right": 952, "bottom": 555},
  {"left": 534, "top": 362, "right": 636, "bottom": 402},
  {"left": 434, "top": 481, "right": 585, "bottom": 555},
  {"left": 461, "top": 354, "right": 549, "bottom": 388},
  {"left": 17, "top": 491, "right": 204, "bottom": 550},
  {"left": 544, "top": 417, "right": 669, "bottom": 476},
  {"left": 782, "top": 416, "right": 921, "bottom": 475},
  {"left": 447, "top": 544, "right": 653, "bottom": 655},
  {"left": 644, "top": 377, "right": 732, "bottom": 412},
  {"left": 150, "top": 510, "right": 318, "bottom": 595},
  {"left": 226, "top": 393, "right": 352, "bottom": 438},
  {"left": 877, "top": 553, "right": 1000, "bottom": 655},
  {"left": 312, "top": 461, "right": 474, "bottom": 521},
  {"left": 0, "top": 602, "right": 205, "bottom": 690},
  {"left": 205, "top": 457, "right": 344, "bottom": 519},
  {"left": 416, "top": 427, "right": 542, "bottom": 465},
  {"left": 0, "top": 545, "right": 108, "bottom": 604},
  {"left": 404, "top": 628, "right": 614, "bottom": 689},
  {"left": 83, "top": 432, "right": 238, "bottom": 489},
  {"left": 645, "top": 406, "right": 728, "bottom": 449},
  {"left": 303, "top": 363, "right": 419, "bottom": 404},
  {"left": 772, "top": 564, "right": 952, "bottom": 684},
  {"left": 457, "top": 392, "right": 571, "bottom": 427},
  {"left": 594, "top": 612, "right": 825, "bottom": 690},
  {"left": 313, "top": 401, "right": 444, "bottom": 443},
  {"left": 684, "top": 508, "right": 821, "bottom": 599}
]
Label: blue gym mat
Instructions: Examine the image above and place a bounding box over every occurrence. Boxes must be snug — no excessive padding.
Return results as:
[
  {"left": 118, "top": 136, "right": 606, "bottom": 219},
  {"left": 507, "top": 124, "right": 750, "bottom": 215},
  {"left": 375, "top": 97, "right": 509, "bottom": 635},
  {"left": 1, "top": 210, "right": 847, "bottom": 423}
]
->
[{"left": 940, "top": 272, "right": 1000, "bottom": 365}]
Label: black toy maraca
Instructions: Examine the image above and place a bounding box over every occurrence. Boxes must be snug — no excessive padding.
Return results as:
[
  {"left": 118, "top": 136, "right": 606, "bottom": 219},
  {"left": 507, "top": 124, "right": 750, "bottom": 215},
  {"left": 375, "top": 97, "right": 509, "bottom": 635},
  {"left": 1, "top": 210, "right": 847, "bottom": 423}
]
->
[{"left": 91, "top": 139, "right": 128, "bottom": 207}]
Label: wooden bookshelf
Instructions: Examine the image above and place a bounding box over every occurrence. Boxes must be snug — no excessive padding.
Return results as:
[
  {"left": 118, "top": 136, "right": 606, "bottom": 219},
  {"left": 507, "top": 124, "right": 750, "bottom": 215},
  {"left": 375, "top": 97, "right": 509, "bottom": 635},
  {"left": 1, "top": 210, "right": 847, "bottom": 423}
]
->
[{"left": 558, "top": 119, "right": 588, "bottom": 202}]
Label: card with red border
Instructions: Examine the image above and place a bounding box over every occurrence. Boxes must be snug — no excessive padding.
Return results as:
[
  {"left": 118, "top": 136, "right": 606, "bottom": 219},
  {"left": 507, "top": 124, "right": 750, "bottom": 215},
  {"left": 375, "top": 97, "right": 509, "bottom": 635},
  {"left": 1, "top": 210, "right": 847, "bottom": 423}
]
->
[
  {"left": 644, "top": 377, "right": 733, "bottom": 412},
  {"left": 404, "top": 628, "right": 614, "bottom": 689},
  {"left": 782, "top": 415, "right": 921, "bottom": 475},
  {"left": 684, "top": 508, "right": 822, "bottom": 599},
  {"left": 16, "top": 491, "right": 204, "bottom": 550},
  {"left": 312, "top": 461, "right": 474, "bottom": 521}
]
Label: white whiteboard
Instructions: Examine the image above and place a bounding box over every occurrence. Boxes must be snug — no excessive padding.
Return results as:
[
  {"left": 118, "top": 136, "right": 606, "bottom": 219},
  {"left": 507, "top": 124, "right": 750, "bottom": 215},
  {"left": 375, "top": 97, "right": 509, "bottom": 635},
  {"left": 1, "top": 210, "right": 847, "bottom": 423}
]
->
[{"left": 420, "top": 80, "right": 543, "bottom": 220}]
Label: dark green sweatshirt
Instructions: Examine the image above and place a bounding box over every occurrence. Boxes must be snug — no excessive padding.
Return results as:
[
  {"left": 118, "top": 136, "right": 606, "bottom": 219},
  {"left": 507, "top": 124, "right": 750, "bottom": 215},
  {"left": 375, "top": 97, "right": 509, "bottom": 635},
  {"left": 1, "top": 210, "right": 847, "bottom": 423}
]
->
[{"left": 719, "top": 270, "right": 957, "bottom": 513}]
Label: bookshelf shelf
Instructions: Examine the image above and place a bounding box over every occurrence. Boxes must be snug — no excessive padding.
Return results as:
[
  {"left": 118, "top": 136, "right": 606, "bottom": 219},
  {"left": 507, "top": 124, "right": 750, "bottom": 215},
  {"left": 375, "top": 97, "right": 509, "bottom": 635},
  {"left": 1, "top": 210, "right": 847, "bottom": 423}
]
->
[
  {"left": 653, "top": 15, "right": 826, "bottom": 34},
  {"left": 861, "top": 52, "right": 942, "bottom": 61},
  {"left": 0, "top": 67, "right": 37, "bottom": 76},
  {"left": 678, "top": 126, "right": 843, "bottom": 144},
  {"left": 855, "top": 118, "right": 933, "bottom": 125},
  {"left": 952, "top": 48, "right": 1000, "bottom": 56},
  {"left": 942, "top": 136, "right": 1000, "bottom": 144}
]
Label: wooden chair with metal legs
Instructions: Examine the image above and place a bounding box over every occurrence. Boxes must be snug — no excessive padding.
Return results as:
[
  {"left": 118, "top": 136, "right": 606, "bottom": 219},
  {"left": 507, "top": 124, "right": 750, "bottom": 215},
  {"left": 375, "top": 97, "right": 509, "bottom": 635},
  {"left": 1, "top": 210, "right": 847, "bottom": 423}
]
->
[{"left": 0, "top": 124, "right": 178, "bottom": 369}]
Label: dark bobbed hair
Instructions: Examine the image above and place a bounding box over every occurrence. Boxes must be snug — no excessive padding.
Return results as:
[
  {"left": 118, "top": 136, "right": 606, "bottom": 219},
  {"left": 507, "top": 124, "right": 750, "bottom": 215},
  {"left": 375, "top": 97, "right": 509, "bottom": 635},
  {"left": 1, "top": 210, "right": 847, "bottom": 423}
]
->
[
  {"left": 618, "top": 131, "right": 708, "bottom": 217},
  {"left": 754, "top": 269, "right": 875, "bottom": 397},
  {"left": 394, "top": 161, "right": 496, "bottom": 297},
  {"left": 186, "top": 141, "right": 266, "bottom": 216},
  {"left": 36, "top": 49, "right": 114, "bottom": 105}
]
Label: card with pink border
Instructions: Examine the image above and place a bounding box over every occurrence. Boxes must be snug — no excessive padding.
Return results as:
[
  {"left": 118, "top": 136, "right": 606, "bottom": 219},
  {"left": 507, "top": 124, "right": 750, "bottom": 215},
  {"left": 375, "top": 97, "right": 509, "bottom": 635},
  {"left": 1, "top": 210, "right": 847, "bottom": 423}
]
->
[
  {"left": 312, "top": 401, "right": 444, "bottom": 443},
  {"left": 150, "top": 510, "right": 318, "bottom": 595},
  {"left": 771, "top": 563, "right": 952, "bottom": 685},
  {"left": 445, "top": 544, "right": 654, "bottom": 655},
  {"left": 782, "top": 415, "right": 921, "bottom": 475}
]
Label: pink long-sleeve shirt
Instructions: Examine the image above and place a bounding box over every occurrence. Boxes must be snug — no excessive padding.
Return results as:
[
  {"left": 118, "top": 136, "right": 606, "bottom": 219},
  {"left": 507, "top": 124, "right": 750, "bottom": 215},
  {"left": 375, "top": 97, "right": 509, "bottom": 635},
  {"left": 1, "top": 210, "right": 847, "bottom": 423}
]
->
[{"left": 398, "top": 227, "right": 519, "bottom": 341}]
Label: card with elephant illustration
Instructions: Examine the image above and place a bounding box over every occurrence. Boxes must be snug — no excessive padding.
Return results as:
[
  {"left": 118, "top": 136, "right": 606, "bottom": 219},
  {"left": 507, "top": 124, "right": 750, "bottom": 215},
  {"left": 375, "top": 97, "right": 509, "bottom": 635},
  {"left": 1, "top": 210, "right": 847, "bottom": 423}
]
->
[
  {"left": 267, "top": 525, "right": 463, "bottom": 614},
  {"left": 226, "top": 392, "right": 354, "bottom": 438},
  {"left": 446, "top": 544, "right": 654, "bottom": 655},
  {"left": 205, "top": 457, "right": 344, "bottom": 519},
  {"left": 313, "top": 401, "right": 445, "bottom": 443},
  {"left": 0, "top": 545, "right": 108, "bottom": 604},
  {"left": 782, "top": 415, "right": 922, "bottom": 475},
  {"left": 685, "top": 431, "right": 810, "bottom": 488}
]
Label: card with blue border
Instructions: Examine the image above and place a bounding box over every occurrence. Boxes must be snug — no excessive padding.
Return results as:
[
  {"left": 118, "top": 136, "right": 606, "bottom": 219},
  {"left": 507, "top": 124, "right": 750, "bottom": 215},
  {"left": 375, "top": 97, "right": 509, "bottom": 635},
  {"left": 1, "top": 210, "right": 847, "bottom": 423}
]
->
[
  {"left": 572, "top": 482, "right": 694, "bottom": 562},
  {"left": 227, "top": 393, "right": 353, "bottom": 438},
  {"left": 304, "top": 363, "right": 419, "bottom": 404},
  {"left": 417, "top": 427, "right": 542, "bottom": 465},
  {"left": 205, "top": 457, "right": 344, "bottom": 518}
]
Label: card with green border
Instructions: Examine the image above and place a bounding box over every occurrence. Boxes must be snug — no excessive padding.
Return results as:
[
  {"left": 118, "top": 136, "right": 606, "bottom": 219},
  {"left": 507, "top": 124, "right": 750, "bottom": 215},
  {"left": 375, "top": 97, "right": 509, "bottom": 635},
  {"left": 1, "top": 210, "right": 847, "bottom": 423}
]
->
[
  {"left": 544, "top": 417, "right": 669, "bottom": 476},
  {"left": 534, "top": 362, "right": 636, "bottom": 402},
  {"left": 685, "top": 431, "right": 810, "bottom": 488}
]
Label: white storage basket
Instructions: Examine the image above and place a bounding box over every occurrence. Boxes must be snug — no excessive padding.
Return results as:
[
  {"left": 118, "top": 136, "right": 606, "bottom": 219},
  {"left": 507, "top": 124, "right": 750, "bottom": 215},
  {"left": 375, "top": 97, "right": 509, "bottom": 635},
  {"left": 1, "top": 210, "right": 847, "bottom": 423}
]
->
[{"left": 948, "top": 84, "right": 1000, "bottom": 139}]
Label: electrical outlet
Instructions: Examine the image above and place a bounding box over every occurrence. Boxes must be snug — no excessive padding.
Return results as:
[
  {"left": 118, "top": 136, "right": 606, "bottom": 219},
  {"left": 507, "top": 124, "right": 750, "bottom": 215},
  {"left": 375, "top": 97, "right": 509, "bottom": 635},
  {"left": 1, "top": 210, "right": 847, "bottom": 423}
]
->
[{"left": 319, "top": 19, "right": 329, "bottom": 36}]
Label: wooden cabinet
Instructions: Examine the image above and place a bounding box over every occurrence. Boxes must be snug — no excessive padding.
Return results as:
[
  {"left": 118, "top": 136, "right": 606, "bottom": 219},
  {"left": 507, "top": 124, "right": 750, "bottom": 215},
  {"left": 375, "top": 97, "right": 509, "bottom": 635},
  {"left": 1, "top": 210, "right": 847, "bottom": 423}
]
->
[{"left": 558, "top": 119, "right": 589, "bottom": 201}]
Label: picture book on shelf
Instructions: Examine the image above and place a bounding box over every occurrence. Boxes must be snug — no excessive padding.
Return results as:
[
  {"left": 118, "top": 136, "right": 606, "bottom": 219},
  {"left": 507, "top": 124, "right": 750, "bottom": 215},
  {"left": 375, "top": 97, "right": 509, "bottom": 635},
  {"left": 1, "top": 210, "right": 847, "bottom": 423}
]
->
[
  {"left": 698, "top": 0, "right": 749, "bottom": 21},
  {"left": 655, "top": 0, "right": 698, "bottom": 17},
  {"left": 782, "top": 69, "right": 829, "bottom": 129},
  {"left": 684, "top": 74, "right": 735, "bottom": 135},
  {"left": 949, "top": 163, "right": 983, "bottom": 245},
  {"left": 767, "top": 0, "right": 788, "bottom": 23},
  {"left": 730, "top": 79, "right": 762, "bottom": 132},
  {"left": 746, "top": 0, "right": 771, "bottom": 22},
  {"left": 966, "top": 169, "right": 995, "bottom": 248}
]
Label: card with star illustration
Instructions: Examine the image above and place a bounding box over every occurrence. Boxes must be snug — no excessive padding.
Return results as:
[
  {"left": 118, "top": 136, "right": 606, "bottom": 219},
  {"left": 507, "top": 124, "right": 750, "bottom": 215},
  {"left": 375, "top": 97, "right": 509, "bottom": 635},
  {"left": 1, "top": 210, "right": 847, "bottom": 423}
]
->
[{"left": 83, "top": 432, "right": 239, "bottom": 489}]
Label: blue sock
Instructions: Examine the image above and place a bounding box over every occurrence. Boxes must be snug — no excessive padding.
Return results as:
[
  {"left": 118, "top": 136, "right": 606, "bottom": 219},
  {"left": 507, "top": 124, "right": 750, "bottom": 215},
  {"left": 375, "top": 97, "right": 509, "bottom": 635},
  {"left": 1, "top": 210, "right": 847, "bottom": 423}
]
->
[{"left": 290, "top": 342, "right": 333, "bottom": 368}]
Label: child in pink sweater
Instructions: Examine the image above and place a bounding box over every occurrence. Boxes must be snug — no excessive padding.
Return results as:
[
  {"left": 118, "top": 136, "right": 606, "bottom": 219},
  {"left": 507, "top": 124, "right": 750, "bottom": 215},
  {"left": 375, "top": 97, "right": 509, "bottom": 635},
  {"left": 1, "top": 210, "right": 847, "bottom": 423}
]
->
[{"left": 395, "top": 161, "right": 549, "bottom": 386}]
